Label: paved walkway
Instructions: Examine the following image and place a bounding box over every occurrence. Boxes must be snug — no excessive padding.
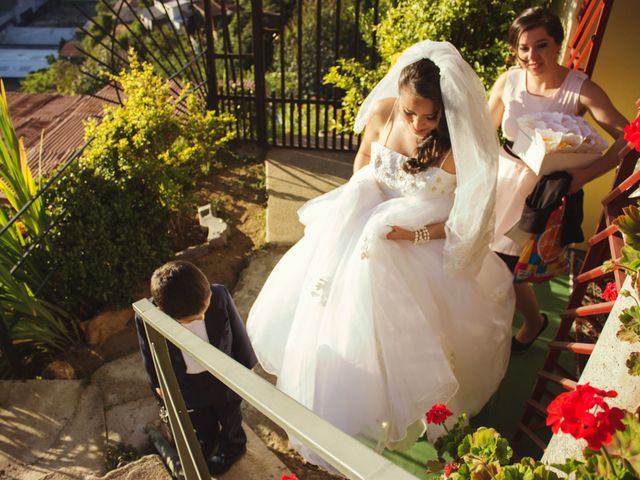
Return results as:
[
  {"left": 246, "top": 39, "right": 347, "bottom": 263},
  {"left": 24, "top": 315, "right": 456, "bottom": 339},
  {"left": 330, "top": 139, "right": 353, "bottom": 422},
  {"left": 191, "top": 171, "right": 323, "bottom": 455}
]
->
[
  {"left": 0, "top": 348, "right": 290, "bottom": 479},
  {"left": 266, "top": 148, "right": 352, "bottom": 245},
  {"left": 0, "top": 380, "right": 105, "bottom": 479}
]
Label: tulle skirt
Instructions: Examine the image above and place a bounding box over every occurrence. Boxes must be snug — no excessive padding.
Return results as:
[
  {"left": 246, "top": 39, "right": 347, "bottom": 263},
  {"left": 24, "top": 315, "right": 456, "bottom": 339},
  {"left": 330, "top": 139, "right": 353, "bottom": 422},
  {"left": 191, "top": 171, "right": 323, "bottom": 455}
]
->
[{"left": 247, "top": 165, "right": 514, "bottom": 464}]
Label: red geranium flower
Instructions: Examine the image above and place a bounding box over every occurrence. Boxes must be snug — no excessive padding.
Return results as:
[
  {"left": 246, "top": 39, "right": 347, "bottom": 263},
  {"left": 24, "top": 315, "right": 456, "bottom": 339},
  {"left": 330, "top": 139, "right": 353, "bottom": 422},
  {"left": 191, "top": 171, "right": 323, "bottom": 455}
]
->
[
  {"left": 281, "top": 475, "right": 300, "bottom": 480},
  {"left": 546, "top": 383, "right": 625, "bottom": 449},
  {"left": 426, "top": 403, "right": 453, "bottom": 425},
  {"left": 444, "top": 462, "right": 460, "bottom": 478},
  {"left": 601, "top": 282, "right": 618, "bottom": 302},
  {"left": 580, "top": 406, "right": 626, "bottom": 450},
  {"left": 624, "top": 117, "right": 640, "bottom": 152}
]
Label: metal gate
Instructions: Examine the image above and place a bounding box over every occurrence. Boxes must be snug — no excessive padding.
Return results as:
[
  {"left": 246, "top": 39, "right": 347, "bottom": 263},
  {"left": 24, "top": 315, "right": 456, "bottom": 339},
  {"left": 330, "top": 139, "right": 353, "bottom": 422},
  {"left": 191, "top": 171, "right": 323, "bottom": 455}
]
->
[{"left": 81, "top": 0, "right": 390, "bottom": 152}]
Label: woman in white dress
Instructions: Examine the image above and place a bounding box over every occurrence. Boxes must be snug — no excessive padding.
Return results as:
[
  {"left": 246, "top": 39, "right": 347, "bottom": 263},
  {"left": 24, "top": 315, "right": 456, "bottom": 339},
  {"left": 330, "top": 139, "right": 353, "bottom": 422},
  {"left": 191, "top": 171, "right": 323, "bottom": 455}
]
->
[
  {"left": 489, "top": 7, "right": 628, "bottom": 352},
  {"left": 247, "top": 40, "right": 515, "bottom": 466}
]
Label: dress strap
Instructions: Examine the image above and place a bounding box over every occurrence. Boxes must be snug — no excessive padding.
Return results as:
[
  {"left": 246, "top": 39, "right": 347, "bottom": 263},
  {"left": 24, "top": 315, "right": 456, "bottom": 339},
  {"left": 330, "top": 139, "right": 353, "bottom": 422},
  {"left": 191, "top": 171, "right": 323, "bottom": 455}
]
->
[
  {"left": 555, "top": 69, "right": 588, "bottom": 115},
  {"left": 381, "top": 99, "right": 397, "bottom": 147},
  {"left": 439, "top": 149, "right": 452, "bottom": 169}
]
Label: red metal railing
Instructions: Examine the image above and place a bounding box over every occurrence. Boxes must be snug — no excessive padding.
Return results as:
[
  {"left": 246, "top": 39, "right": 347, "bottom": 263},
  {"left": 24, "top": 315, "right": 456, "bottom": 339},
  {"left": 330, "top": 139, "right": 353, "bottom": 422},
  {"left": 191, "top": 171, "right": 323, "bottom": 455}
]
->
[
  {"left": 514, "top": 102, "right": 640, "bottom": 456},
  {"left": 566, "top": 0, "right": 615, "bottom": 75}
]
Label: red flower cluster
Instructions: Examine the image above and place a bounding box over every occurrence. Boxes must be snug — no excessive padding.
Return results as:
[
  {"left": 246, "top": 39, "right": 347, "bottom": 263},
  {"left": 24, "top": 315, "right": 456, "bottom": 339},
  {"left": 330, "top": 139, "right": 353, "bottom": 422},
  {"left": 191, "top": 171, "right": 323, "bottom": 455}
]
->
[
  {"left": 546, "top": 383, "right": 625, "bottom": 450},
  {"left": 426, "top": 403, "right": 453, "bottom": 425},
  {"left": 624, "top": 117, "right": 640, "bottom": 152},
  {"left": 444, "top": 462, "right": 460, "bottom": 478},
  {"left": 601, "top": 282, "right": 618, "bottom": 302},
  {"left": 281, "top": 475, "right": 299, "bottom": 480}
]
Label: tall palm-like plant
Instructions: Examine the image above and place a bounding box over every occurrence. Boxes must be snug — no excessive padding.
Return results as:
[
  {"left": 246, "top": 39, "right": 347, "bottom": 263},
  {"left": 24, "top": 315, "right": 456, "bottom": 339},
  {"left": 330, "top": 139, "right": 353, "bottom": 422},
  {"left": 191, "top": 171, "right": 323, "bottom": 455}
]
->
[{"left": 0, "top": 81, "right": 79, "bottom": 377}]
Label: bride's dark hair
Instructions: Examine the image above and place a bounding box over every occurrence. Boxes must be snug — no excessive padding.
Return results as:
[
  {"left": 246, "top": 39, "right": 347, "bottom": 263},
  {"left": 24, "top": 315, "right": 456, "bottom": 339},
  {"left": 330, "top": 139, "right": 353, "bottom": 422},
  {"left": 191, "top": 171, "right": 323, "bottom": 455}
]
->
[{"left": 398, "top": 58, "right": 451, "bottom": 174}]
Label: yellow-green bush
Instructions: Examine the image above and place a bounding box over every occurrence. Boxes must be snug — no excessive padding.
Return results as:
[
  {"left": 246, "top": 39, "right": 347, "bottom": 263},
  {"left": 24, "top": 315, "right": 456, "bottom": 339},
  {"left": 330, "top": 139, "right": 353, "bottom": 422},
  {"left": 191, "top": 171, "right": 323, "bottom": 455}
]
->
[{"left": 46, "top": 54, "right": 235, "bottom": 318}]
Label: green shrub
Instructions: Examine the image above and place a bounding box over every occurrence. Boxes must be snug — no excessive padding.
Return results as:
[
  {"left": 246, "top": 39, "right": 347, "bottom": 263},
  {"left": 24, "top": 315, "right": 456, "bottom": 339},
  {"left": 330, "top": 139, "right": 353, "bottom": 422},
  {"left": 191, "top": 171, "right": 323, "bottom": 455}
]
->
[
  {"left": 324, "top": 0, "right": 549, "bottom": 132},
  {"left": 46, "top": 54, "right": 235, "bottom": 317},
  {"left": 0, "top": 82, "right": 80, "bottom": 377}
]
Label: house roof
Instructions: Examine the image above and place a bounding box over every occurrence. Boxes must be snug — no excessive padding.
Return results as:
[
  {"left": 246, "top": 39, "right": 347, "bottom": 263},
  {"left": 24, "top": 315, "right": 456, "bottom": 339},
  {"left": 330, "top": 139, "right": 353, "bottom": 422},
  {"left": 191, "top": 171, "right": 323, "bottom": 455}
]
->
[
  {"left": 112, "top": 0, "right": 138, "bottom": 23},
  {"left": 6, "top": 85, "right": 120, "bottom": 178},
  {"left": 59, "top": 40, "right": 85, "bottom": 60},
  {"left": 0, "top": 47, "right": 58, "bottom": 79},
  {"left": 191, "top": 0, "right": 238, "bottom": 17},
  {"left": 5, "top": 78, "right": 188, "bottom": 181},
  {"left": 0, "top": 26, "right": 76, "bottom": 47}
]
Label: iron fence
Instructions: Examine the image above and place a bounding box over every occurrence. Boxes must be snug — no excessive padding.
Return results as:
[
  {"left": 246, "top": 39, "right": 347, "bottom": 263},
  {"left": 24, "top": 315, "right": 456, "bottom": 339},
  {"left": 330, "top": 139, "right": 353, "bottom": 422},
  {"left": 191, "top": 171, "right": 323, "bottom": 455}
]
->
[{"left": 80, "top": 0, "right": 393, "bottom": 151}]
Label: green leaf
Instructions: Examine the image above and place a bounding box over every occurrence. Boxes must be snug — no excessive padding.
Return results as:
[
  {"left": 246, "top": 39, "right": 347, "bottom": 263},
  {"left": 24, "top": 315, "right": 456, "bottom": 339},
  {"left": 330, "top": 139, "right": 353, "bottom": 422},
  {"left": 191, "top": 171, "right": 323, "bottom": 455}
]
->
[
  {"left": 626, "top": 352, "right": 640, "bottom": 376},
  {"left": 498, "top": 463, "right": 532, "bottom": 480},
  {"left": 614, "top": 204, "right": 640, "bottom": 250},
  {"left": 608, "top": 412, "right": 640, "bottom": 476},
  {"left": 458, "top": 427, "right": 513, "bottom": 469},
  {"left": 551, "top": 458, "right": 585, "bottom": 475},
  {"left": 618, "top": 245, "right": 640, "bottom": 272},
  {"left": 618, "top": 306, "right": 640, "bottom": 343},
  {"left": 434, "top": 413, "right": 473, "bottom": 461}
]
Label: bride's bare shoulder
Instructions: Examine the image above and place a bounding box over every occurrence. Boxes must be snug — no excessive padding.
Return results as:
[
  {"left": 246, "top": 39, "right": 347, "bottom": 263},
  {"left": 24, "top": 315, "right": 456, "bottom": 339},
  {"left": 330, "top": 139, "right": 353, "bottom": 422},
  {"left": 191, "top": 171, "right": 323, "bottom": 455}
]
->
[{"left": 365, "top": 98, "right": 396, "bottom": 128}]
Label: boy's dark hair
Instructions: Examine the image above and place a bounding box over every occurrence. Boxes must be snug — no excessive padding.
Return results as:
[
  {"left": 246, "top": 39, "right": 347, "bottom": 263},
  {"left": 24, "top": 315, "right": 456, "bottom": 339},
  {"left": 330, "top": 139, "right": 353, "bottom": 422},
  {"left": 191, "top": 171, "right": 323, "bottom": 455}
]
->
[{"left": 150, "top": 261, "right": 211, "bottom": 319}]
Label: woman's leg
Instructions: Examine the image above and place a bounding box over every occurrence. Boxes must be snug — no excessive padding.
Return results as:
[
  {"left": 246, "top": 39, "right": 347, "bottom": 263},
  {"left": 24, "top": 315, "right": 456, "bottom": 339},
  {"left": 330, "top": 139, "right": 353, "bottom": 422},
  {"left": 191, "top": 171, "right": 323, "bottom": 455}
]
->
[{"left": 513, "top": 282, "right": 546, "bottom": 343}]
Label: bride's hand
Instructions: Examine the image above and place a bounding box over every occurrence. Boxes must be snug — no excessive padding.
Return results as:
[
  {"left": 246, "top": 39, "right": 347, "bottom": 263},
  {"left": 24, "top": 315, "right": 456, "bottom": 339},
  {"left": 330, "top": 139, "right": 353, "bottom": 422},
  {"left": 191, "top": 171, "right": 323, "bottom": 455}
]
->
[{"left": 386, "top": 225, "right": 414, "bottom": 241}]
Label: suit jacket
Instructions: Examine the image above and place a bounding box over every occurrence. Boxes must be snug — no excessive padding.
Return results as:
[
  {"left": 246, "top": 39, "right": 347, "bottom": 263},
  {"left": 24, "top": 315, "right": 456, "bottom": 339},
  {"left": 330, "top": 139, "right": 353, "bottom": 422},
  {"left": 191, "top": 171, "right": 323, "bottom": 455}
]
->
[
  {"left": 518, "top": 171, "right": 584, "bottom": 247},
  {"left": 135, "top": 284, "right": 257, "bottom": 409}
]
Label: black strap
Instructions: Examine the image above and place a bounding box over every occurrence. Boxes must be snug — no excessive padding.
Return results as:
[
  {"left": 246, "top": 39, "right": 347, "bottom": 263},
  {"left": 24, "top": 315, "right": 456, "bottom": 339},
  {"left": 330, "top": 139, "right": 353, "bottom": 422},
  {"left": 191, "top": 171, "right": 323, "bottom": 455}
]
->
[{"left": 503, "top": 140, "right": 520, "bottom": 159}]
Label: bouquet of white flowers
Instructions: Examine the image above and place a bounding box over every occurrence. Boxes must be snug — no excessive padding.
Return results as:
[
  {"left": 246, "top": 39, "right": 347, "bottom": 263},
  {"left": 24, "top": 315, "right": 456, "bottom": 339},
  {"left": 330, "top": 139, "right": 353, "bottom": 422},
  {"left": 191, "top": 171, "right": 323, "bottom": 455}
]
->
[{"left": 512, "top": 112, "right": 608, "bottom": 175}]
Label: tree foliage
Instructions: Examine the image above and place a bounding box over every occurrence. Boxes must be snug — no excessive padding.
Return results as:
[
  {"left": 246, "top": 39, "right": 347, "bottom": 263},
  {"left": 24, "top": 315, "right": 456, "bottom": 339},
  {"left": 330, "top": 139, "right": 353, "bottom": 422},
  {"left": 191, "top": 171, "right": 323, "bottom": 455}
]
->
[
  {"left": 324, "top": 0, "right": 549, "bottom": 132},
  {"left": 20, "top": 57, "right": 106, "bottom": 96},
  {"left": 270, "top": 0, "right": 392, "bottom": 97}
]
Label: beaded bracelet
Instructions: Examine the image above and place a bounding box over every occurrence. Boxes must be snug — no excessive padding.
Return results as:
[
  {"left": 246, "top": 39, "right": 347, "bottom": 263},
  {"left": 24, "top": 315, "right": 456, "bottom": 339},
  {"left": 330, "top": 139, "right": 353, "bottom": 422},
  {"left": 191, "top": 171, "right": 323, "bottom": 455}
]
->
[{"left": 413, "top": 225, "right": 431, "bottom": 245}]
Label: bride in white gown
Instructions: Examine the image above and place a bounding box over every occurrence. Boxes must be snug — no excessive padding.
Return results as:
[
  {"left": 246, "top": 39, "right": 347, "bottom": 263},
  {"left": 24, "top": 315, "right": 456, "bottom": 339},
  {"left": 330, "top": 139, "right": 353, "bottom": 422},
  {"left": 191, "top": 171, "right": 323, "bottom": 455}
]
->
[{"left": 247, "top": 40, "right": 515, "bottom": 465}]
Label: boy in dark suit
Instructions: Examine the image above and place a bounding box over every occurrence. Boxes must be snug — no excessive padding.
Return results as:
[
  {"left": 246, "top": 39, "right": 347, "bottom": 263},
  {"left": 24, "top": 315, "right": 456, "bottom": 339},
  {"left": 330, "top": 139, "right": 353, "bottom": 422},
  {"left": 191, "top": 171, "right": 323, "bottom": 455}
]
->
[{"left": 135, "top": 260, "right": 257, "bottom": 475}]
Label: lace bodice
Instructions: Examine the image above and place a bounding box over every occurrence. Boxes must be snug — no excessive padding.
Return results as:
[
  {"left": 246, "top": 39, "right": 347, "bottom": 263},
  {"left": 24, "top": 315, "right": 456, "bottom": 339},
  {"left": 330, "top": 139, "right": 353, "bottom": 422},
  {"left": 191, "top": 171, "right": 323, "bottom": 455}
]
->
[{"left": 371, "top": 142, "right": 456, "bottom": 197}]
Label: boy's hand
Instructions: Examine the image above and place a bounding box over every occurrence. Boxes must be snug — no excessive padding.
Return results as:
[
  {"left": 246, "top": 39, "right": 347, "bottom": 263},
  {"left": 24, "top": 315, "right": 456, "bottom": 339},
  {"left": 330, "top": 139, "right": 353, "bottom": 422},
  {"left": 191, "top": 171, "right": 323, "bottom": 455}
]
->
[{"left": 155, "top": 387, "right": 163, "bottom": 399}]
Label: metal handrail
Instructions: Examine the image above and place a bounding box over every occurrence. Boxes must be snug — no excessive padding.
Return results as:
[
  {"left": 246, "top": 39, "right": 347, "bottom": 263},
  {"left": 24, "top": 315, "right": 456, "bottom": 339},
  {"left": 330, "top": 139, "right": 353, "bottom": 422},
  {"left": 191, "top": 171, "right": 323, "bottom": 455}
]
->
[{"left": 133, "top": 299, "right": 421, "bottom": 480}]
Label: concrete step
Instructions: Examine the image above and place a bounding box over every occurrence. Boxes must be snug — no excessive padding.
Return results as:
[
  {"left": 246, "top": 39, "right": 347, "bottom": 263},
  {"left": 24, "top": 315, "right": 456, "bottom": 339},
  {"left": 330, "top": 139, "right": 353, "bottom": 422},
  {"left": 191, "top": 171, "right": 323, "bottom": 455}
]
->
[
  {"left": 0, "top": 380, "right": 105, "bottom": 479},
  {"left": 219, "top": 422, "right": 289, "bottom": 479},
  {"left": 96, "top": 454, "right": 170, "bottom": 480},
  {"left": 266, "top": 148, "right": 352, "bottom": 245},
  {"left": 92, "top": 352, "right": 160, "bottom": 451},
  {"left": 91, "top": 353, "right": 290, "bottom": 479}
]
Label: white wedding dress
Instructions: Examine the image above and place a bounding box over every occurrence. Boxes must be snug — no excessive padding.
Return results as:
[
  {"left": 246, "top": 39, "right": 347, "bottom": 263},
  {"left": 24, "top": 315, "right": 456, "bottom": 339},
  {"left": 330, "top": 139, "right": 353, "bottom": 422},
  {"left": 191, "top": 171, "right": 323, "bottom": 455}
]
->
[{"left": 247, "top": 141, "right": 515, "bottom": 462}]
